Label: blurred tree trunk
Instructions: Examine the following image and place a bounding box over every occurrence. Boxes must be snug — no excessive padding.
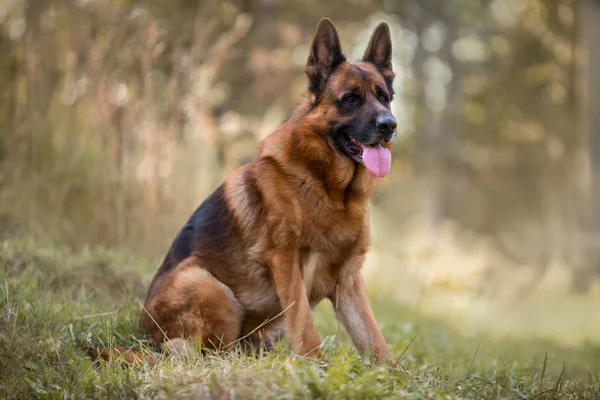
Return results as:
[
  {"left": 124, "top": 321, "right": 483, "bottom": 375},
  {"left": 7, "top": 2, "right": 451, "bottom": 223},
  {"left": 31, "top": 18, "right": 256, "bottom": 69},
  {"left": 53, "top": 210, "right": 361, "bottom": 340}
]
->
[
  {"left": 438, "top": 22, "right": 468, "bottom": 228},
  {"left": 409, "top": 1, "right": 443, "bottom": 240},
  {"left": 24, "top": 0, "right": 46, "bottom": 234},
  {"left": 413, "top": 32, "right": 443, "bottom": 239},
  {"left": 0, "top": 34, "right": 16, "bottom": 147},
  {"left": 583, "top": 0, "right": 600, "bottom": 228}
]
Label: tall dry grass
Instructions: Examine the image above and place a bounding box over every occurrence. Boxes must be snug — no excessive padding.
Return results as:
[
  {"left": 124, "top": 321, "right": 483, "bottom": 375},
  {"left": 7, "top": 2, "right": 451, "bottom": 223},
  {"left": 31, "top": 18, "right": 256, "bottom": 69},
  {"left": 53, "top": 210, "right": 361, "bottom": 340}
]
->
[{"left": 0, "top": 2, "right": 261, "bottom": 257}]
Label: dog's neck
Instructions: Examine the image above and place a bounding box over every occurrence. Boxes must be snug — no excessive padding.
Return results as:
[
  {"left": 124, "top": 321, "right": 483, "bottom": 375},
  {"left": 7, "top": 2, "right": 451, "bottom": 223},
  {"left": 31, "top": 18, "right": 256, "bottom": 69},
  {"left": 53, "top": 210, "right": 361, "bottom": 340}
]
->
[{"left": 259, "top": 97, "right": 378, "bottom": 208}]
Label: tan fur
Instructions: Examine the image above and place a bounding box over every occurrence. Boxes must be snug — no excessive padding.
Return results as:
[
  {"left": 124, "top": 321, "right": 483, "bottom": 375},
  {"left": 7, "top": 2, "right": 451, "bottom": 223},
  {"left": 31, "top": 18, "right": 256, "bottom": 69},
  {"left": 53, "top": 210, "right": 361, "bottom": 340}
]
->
[{"left": 139, "top": 257, "right": 243, "bottom": 350}]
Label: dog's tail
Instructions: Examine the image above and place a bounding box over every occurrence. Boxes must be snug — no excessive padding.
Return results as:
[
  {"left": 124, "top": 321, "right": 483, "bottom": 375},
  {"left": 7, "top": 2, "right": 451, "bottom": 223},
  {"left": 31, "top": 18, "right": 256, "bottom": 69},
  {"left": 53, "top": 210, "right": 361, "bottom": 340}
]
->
[{"left": 85, "top": 337, "right": 158, "bottom": 365}]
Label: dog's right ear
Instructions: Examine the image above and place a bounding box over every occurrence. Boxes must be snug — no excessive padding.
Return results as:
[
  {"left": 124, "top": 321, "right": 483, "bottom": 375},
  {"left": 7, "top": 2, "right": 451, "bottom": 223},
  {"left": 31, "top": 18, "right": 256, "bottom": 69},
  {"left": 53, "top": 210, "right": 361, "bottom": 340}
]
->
[
  {"left": 363, "top": 23, "right": 394, "bottom": 88},
  {"left": 306, "top": 18, "right": 346, "bottom": 95}
]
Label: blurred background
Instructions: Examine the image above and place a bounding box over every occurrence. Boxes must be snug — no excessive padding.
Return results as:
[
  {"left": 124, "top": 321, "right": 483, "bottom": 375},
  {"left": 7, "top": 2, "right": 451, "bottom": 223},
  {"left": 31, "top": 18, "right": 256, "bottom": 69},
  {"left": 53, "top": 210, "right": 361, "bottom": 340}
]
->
[{"left": 1, "top": 0, "right": 599, "bottom": 345}]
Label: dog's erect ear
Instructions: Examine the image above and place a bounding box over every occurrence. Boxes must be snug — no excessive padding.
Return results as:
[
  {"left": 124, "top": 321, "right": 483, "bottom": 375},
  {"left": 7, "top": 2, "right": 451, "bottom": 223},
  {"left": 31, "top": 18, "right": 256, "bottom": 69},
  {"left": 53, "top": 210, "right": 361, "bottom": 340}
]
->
[
  {"left": 363, "top": 23, "right": 394, "bottom": 86},
  {"left": 306, "top": 18, "right": 346, "bottom": 95}
]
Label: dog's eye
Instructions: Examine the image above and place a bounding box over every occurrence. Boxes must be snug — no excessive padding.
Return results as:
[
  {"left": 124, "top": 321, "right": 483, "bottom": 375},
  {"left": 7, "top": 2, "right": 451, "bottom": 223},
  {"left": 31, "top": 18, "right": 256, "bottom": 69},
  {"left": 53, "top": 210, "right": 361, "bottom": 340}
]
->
[
  {"left": 379, "top": 95, "right": 388, "bottom": 103},
  {"left": 345, "top": 96, "right": 357, "bottom": 103}
]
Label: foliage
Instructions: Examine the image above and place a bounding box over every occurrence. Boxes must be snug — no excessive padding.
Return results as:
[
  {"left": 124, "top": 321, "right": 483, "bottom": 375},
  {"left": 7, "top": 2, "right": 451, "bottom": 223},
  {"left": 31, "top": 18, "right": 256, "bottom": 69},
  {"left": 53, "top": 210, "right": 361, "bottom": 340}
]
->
[{"left": 0, "top": 0, "right": 593, "bottom": 268}]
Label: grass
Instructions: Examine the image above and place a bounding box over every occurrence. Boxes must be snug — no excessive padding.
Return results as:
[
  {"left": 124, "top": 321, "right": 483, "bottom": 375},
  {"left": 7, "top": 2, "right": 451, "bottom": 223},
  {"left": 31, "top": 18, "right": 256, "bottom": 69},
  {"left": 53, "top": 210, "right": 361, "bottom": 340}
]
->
[{"left": 1, "top": 238, "right": 600, "bottom": 399}]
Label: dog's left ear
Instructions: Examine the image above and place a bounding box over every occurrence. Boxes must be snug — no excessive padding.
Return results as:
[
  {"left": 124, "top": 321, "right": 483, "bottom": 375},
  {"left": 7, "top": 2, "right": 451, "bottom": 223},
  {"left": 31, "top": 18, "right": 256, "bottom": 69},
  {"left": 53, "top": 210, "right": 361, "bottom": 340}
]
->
[
  {"left": 306, "top": 18, "right": 346, "bottom": 95},
  {"left": 363, "top": 23, "right": 395, "bottom": 86}
]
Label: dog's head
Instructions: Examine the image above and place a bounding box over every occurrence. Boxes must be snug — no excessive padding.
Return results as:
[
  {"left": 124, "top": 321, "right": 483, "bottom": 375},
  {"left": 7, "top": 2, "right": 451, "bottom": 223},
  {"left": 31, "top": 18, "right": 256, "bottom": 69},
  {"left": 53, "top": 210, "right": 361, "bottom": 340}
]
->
[{"left": 305, "top": 18, "right": 396, "bottom": 178}]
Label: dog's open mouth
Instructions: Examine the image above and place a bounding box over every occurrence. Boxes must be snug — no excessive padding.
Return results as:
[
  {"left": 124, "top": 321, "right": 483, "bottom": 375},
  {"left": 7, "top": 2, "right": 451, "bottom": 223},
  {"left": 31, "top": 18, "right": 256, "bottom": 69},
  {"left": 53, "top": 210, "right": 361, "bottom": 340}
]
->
[{"left": 343, "top": 134, "right": 391, "bottom": 178}]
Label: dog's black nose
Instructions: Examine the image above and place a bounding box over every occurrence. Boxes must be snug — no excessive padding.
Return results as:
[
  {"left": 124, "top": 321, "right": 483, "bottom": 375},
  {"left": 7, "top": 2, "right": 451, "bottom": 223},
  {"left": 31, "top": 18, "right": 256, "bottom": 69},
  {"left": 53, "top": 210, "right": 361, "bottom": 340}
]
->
[{"left": 376, "top": 115, "right": 397, "bottom": 136}]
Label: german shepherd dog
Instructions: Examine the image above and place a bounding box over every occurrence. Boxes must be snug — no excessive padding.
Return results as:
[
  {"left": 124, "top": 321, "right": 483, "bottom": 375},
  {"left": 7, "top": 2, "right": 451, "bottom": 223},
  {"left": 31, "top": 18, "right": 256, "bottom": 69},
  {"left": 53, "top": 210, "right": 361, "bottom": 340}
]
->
[{"left": 104, "top": 18, "right": 397, "bottom": 365}]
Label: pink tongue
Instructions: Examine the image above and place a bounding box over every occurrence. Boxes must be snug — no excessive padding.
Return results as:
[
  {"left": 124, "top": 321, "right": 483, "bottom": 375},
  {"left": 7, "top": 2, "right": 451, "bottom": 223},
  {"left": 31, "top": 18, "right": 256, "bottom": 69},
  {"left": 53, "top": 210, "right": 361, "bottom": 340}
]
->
[{"left": 360, "top": 144, "right": 391, "bottom": 177}]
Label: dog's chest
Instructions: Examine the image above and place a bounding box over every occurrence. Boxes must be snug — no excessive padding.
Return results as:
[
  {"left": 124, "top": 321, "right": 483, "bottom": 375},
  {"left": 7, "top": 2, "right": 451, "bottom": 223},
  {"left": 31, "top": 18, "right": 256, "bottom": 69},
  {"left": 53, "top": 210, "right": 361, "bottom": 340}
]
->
[
  {"left": 300, "top": 250, "right": 336, "bottom": 303},
  {"left": 296, "top": 215, "right": 365, "bottom": 303}
]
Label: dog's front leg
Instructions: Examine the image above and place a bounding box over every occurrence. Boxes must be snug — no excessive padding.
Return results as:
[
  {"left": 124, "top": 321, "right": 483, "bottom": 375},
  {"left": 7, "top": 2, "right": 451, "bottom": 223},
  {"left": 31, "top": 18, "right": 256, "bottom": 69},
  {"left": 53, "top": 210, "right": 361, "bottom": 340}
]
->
[
  {"left": 332, "top": 258, "right": 394, "bottom": 365},
  {"left": 268, "top": 249, "right": 322, "bottom": 358}
]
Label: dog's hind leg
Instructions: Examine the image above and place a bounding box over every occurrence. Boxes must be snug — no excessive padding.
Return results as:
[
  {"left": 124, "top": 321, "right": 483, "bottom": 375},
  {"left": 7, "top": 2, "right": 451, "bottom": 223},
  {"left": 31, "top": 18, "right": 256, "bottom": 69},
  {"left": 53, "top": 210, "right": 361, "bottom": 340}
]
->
[{"left": 139, "top": 257, "right": 243, "bottom": 351}]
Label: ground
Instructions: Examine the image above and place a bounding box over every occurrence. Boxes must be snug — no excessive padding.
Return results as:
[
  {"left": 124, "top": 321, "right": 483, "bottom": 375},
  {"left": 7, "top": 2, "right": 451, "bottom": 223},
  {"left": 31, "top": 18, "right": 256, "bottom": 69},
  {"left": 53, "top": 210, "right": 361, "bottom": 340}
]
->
[{"left": 1, "top": 238, "right": 599, "bottom": 399}]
